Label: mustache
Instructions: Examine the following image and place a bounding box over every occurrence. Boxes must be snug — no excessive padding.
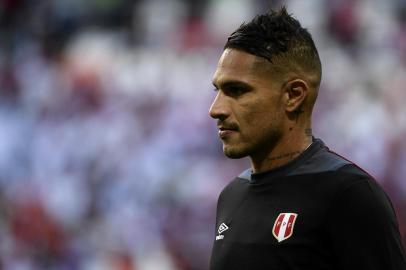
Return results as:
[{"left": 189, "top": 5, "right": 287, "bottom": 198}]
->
[{"left": 217, "top": 120, "right": 239, "bottom": 130}]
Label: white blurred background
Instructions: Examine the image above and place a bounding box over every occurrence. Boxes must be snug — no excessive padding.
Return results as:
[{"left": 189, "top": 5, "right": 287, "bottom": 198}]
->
[{"left": 0, "top": 0, "right": 405, "bottom": 269}]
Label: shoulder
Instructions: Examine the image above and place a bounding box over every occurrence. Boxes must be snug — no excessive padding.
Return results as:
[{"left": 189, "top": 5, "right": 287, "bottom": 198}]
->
[
  {"left": 290, "top": 143, "right": 361, "bottom": 176},
  {"left": 326, "top": 166, "right": 397, "bottom": 233},
  {"left": 326, "top": 172, "right": 406, "bottom": 269},
  {"left": 317, "top": 157, "right": 392, "bottom": 217},
  {"left": 292, "top": 140, "right": 394, "bottom": 217},
  {"left": 331, "top": 172, "right": 394, "bottom": 214},
  {"left": 291, "top": 140, "right": 378, "bottom": 187},
  {"left": 217, "top": 177, "right": 248, "bottom": 204}
]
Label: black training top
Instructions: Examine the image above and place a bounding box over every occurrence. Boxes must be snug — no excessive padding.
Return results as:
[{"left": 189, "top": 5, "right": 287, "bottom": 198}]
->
[{"left": 210, "top": 138, "right": 406, "bottom": 270}]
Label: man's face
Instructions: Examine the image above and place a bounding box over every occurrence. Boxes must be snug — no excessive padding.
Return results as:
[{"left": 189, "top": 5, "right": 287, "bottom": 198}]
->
[{"left": 210, "top": 49, "right": 286, "bottom": 159}]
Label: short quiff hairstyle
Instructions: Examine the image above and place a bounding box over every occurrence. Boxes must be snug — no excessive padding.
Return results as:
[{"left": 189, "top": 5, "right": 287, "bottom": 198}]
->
[{"left": 225, "top": 7, "right": 322, "bottom": 91}]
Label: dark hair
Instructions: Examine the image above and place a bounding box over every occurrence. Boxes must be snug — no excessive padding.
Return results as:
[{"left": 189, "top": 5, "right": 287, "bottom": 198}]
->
[{"left": 225, "top": 7, "right": 322, "bottom": 87}]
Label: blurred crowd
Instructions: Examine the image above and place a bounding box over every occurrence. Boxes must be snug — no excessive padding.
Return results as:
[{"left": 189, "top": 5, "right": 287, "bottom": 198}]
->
[{"left": 0, "top": 0, "right": 405, "bottom": 269}]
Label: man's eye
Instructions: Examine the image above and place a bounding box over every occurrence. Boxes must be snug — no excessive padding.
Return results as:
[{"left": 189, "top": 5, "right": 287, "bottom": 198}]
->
[{"left": 229, "top": 87, "right": 247, "bottom": 96}]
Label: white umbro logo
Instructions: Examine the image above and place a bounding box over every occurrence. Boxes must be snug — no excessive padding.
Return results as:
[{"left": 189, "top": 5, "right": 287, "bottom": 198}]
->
[
  {"left": 216, "top": 223, "right": 229, "bottom": 240},
  {"left": 218, "top": 223, "right": 229, "bottom": 234}
]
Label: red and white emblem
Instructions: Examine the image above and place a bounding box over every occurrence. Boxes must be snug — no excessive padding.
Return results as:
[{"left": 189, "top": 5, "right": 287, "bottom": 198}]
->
[{"left": 272, "top": 213, "right": 298, "bottom": 242}]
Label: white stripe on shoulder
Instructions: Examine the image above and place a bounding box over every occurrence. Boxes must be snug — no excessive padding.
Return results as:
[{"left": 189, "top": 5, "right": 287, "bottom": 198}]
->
[{"left": 238, "top": 169, "right": 252, "bottom": 181}]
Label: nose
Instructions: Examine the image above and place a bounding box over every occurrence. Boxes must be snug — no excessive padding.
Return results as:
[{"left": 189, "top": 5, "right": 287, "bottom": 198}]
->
[{"left": 209, "top": 91, "right": 229, "bottom": 120}]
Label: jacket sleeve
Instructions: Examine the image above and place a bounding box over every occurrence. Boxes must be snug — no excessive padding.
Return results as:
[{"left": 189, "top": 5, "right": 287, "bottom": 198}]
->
[{"left": 327, "top": 177, "right": 406, "bottom": 270}]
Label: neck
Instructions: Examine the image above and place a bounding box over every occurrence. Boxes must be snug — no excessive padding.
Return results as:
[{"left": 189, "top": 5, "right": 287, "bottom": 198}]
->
[{"left": 250, "top": 126, "right": 313, "bottom": 173}]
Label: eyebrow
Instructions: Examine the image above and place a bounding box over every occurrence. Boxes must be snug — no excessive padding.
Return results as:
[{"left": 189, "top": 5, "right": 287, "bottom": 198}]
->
[{"left": 212, "top": 80, "right": 252, "bottom": 90}]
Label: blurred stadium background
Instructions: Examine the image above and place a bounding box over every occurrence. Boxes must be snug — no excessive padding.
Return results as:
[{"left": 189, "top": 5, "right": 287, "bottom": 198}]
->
[{"left": 0, "top": 0, "right": 405, "bottom": 269}]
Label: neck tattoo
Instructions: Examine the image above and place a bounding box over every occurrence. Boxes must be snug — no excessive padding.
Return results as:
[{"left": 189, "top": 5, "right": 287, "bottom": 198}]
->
[
  {"left": 266, "top": 141, "right": 313, "bottom": 162},
  {"left": 266, "top": 150, "right": 303, "bottom": 162},
  {"left": 305, "top": 128, "right": 312, "bottom": 137}
]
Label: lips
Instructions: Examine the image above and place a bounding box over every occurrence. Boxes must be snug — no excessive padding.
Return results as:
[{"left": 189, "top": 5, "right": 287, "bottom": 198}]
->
[{"left": 218, "top": 125, "right": 238, "bottom": 139}]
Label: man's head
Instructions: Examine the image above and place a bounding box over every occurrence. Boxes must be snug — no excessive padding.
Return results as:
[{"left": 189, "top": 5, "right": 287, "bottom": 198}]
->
[
  {"left": 209, "top": 7, "right": 321, "bottom": 160},
  {"left": 225, "top": 7, "right": 321, "bottom": 92}
]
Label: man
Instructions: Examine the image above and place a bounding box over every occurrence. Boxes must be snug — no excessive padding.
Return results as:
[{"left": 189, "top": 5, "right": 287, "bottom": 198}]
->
[{"left": 208, "top": 7, "right": 406, "bottom": 270}]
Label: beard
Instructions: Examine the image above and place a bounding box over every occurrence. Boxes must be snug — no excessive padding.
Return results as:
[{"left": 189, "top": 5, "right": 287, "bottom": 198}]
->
[
  {"left": 222, "top": 127, "right": 282, "bottom": 160},
  {"left": 223, "top": 144, "right": 248, "bottom": 159}
]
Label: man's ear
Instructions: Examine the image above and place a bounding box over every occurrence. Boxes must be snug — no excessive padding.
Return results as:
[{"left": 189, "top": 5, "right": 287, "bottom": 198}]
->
[{"left": 283, "top": 79, "right": 308, "bottom": 113}]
